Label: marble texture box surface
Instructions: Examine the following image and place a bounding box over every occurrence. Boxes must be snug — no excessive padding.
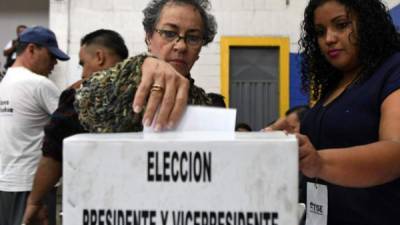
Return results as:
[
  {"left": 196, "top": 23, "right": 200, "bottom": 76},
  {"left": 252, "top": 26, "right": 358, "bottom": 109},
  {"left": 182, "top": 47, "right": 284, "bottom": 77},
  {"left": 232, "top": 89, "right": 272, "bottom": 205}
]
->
[{"left": 63, "top": 132, "right": 298, "bottom": 225}]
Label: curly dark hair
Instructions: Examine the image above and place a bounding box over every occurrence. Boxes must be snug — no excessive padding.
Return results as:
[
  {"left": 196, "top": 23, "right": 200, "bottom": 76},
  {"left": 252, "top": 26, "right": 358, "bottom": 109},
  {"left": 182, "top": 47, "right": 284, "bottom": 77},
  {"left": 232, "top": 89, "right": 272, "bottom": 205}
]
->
[
  {"left": 299, "top": 0, "right": 400, "bottom": 100},
  {"left": 143, "top": 0, "right": 217, "bottom": 46}
]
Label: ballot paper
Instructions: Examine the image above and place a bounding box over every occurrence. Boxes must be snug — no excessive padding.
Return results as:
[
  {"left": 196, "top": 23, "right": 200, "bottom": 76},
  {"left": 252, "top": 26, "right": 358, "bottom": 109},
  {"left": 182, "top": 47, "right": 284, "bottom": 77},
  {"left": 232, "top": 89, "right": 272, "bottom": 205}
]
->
[{"left": 144, "top": 106, "right": 237, "bottom": 132}]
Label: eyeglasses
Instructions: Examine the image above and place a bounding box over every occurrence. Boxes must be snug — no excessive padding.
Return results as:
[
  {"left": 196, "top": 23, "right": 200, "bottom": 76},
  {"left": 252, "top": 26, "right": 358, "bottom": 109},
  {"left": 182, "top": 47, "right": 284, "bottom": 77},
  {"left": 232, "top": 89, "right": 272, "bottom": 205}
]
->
[{"left": 154, "top": 29, "right": 204, "bottom": 47}]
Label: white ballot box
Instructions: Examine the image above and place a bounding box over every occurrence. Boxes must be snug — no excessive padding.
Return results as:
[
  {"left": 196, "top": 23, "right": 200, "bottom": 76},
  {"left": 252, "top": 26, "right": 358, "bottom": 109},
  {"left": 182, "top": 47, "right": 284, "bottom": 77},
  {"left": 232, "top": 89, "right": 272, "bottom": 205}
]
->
[{"left": 63, "top": 132, "right": 298, "bottom": 225}]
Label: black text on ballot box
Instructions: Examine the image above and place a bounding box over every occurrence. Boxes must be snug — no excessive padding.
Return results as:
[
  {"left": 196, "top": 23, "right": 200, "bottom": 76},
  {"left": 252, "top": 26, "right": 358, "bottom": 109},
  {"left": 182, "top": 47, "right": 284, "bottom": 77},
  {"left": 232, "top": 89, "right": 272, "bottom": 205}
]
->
[{"left": 63, "top": 132, "right": 298, "bottom": 225}]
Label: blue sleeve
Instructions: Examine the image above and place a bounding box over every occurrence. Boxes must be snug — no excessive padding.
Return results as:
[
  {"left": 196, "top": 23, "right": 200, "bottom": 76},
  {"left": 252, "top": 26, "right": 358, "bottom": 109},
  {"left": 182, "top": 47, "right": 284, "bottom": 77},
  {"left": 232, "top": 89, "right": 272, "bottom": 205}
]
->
[{"left": 380, "top": 53, "right": 400, "bottom": 103}]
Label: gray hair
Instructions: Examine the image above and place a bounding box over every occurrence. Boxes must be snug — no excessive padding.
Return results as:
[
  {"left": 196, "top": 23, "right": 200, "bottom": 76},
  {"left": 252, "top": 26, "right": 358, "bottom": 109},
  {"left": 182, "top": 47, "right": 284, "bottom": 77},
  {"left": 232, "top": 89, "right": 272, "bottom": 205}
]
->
[{"left": 143, "top": 0, "right": 217, "bottom": 46}]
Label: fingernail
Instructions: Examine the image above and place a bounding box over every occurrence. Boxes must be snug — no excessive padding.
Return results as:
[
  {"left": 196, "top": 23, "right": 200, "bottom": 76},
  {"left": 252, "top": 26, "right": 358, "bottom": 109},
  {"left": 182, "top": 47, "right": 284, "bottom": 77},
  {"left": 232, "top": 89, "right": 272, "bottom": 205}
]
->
[
  {"left": 143, "top": 119, "right": 151, "bottom": 127},
  {"left": 154, "top": 124, "right": 162, "bottom": 132},
  {"left": 133, "top": 105, "right": 142, "bottom": 113},
  {"left": 167, "top": 121, "right": 174, "bottom": 129}
]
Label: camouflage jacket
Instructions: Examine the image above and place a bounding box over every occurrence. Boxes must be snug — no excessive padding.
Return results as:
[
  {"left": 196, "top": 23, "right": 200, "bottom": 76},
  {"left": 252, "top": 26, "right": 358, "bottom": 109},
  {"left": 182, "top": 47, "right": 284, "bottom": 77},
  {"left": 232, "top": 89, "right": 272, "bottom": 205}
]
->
[{"left": 74, "top": 54, "right": 212, "bottom": 133}]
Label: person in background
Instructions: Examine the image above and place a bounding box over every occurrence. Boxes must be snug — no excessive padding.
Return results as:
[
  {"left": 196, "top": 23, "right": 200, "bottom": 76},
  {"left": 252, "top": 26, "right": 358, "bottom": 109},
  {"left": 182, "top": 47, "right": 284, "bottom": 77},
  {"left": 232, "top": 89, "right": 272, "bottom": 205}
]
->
[
  {"left": 263, "top": 105, "right": 309, "bottom": 133},
  {"left": 3, "top": 25, "right": 27, "bottom": 70},
  {"left": 207, "top": 92, "right": 226, "bottom": 107},
  {"left": 74, "top": 0, "right": 218, "bottom": 133},
  {"left": 0, "top": 70, "right": 5, "bottom": 82},
  {"left": 0, "top": 26, "right": 70, "bottom": 225},
  {"left": 23, "top": 0, "right": 219, "bottom": 220},
  {"left": 235, "top": 123, "right": 252, "bottom": 132},
  {"left": 22, "top": 29, "right": 129, "bottom": 225},
  {"left": 297, "top": 0, "right": 400, "bottom": 224}
]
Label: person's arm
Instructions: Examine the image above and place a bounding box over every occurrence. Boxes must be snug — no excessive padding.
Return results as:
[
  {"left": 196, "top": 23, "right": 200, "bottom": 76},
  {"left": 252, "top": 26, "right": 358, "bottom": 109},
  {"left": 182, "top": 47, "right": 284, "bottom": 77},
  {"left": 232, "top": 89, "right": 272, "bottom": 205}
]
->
[
  {"left": 23, "top": 89, "right": 77, "bottom": 224},
  {"left": 22, "top": 156, "right": 62, "bottom": 225},
  {"left": 262, "top": 117, "right": 288, "bottom": 132},
  {"left": 133, "top": 57, "right": 189, "bottom": 131},
  {"left": 37, "top": 78, "right": 61, "bottom": 114},
  {"left": 298, "top": 89, "right": 400, "bottom": 188},
  {"left": 3, "top": 40, "right": 16, "bottom": 57},
  {"left": 76, "top": 54, "right": 189, "bottom": 132}
]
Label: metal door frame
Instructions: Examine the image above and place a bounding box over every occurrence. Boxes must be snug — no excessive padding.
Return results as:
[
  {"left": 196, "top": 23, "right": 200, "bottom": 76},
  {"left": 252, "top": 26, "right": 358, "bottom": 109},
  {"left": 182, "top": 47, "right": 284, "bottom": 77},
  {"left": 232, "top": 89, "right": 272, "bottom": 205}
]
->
[{"left": 220, "top": 36, "right": 290, "bottom": 117}]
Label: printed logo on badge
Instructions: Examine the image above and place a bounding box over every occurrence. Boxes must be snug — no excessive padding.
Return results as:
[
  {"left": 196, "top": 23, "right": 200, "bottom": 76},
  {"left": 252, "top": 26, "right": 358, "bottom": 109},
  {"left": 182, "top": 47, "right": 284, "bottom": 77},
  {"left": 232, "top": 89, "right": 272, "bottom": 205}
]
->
[{"left": 305, "top": 182, "right": 328, "bottom": 225}]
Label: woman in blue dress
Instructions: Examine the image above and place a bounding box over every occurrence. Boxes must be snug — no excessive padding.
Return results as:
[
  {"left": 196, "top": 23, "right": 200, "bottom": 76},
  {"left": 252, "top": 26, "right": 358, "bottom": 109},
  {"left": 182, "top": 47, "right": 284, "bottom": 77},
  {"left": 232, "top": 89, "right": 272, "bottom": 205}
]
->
[{"left": 297, "top": 0, "right": 400, "bottom": 224}]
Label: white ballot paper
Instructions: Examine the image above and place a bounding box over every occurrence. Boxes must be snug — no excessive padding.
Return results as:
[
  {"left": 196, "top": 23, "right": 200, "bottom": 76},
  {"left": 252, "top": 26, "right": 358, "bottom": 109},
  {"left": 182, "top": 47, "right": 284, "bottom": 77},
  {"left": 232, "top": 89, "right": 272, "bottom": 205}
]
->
[{"left": 144, "top": 106, "right": 237, "bottom": 132}]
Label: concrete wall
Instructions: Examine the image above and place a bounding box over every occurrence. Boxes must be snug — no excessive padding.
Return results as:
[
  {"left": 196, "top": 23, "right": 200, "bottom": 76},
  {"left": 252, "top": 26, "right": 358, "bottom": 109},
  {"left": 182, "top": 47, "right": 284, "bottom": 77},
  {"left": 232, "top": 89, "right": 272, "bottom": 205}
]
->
[
  {"left": 48, "top": 0, "right": 400, "bottom": 97},
  {"left": 49, "top": 0, "right": 309, "bottom": 90}
]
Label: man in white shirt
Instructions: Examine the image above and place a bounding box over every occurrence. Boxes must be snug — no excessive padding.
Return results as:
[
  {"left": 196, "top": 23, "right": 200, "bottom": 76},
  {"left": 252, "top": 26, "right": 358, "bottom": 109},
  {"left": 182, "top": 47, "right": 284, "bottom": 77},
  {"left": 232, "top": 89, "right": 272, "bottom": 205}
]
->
[
  {"left": 0, "top": 26, "right": 69, "bottom": 225},
  {"left": 3, "top": 25, "right": 27, "bottom": 70}
]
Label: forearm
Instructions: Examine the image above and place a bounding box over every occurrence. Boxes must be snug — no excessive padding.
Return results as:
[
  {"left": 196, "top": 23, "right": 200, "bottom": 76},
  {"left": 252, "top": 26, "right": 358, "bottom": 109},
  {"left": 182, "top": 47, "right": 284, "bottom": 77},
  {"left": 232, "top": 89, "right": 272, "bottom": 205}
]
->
[
  {"left": 28, "top": 156, "right": 62, "bottom": 204},
  {"left": 317, "top": 141, "right": 400, "bottom": 187},
  {"left": 3, "top": 44, "right": 15, "bottom": 56}
]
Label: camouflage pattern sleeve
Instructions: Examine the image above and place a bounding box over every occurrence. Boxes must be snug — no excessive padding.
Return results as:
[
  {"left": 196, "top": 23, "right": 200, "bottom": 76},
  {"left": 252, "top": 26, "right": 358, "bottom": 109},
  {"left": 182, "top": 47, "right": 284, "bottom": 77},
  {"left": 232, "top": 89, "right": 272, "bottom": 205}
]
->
[
  {"left": 74, "top": 54, "right": 147, "bottom": 133},
  {"left": 188, "top": 77, "right": 212, "bottom": 106},
  {"left": 74, "top": 54, "right": 212, "bottom": 133}
]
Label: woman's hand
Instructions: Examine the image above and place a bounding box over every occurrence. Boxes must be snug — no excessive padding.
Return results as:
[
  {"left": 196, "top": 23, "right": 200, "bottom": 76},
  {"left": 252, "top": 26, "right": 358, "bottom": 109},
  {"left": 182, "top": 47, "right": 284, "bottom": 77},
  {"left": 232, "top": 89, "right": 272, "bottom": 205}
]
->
[
  {"left": 296, "top": 133, "right": 323, "bottom": 178},
  {"left": 134, "top": 57, "right": 189, "bottom": 131}
]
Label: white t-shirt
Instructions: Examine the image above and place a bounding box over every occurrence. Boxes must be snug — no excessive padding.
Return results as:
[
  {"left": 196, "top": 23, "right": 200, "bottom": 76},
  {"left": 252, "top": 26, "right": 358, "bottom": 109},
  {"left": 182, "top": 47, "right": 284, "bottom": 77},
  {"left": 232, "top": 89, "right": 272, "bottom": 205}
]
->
[
  {"left": 4, "top": 40, "right": 16, "bottom": 60},
  {"left": 0, "top": 67, "right": 60, "bottom": 191}
]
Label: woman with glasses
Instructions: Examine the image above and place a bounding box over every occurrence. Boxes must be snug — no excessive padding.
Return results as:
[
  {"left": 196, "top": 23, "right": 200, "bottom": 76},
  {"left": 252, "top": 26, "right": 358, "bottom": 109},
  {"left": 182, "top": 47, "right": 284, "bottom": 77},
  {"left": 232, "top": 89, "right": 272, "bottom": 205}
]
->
[
  {"left": 142, "top": 0, "right": 216, "bottom": 78},
  {"left": 75, "top": 0, "right": 218, "bottom": 132}
]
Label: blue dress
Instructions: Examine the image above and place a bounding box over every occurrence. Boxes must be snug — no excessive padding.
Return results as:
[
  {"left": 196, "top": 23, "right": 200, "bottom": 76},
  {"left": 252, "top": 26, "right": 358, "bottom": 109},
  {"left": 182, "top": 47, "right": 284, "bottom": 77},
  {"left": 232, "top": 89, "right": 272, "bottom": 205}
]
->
[{"left": 300, "top": 52, "right": 400, "bottom": 225}]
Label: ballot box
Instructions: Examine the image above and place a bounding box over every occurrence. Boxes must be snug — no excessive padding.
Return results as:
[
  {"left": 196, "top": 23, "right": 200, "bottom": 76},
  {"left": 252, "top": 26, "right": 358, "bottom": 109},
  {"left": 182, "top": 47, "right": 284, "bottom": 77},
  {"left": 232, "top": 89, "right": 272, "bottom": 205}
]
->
[{"left": 63, "top": 132, "right": 298, "bottom": 225}]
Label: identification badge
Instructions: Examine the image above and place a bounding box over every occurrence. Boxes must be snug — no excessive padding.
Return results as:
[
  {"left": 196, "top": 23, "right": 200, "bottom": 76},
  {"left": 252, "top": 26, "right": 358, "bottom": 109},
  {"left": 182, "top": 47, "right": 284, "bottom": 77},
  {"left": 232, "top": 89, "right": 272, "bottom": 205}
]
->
[{"left": 305, "top": 182, "right": 328, "bottom": 225}]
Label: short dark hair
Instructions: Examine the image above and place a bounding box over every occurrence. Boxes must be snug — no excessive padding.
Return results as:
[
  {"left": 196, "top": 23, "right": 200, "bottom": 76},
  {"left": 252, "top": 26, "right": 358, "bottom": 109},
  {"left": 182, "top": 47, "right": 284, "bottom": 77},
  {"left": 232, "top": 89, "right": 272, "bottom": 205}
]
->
[
  {"left": 207, "top": 93, "right": 226, "bottom": 108},
  {"left": 15, "top": 42, "right": 43, "bottom": 56},
  {"left": 143, "top": 0, "right": 217, "bottom": 46},
  {"left": 285, "top": 105, "right": 310, "bottom": 122},
  {"left": 16, "top": 25, "right": 27, "bottom": 31},
  {"left": 81, "top": 29, "right": 129, "bottom": 60},
  {"left": 235, "top": 123, "right": 252, "bottom": 132}
]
